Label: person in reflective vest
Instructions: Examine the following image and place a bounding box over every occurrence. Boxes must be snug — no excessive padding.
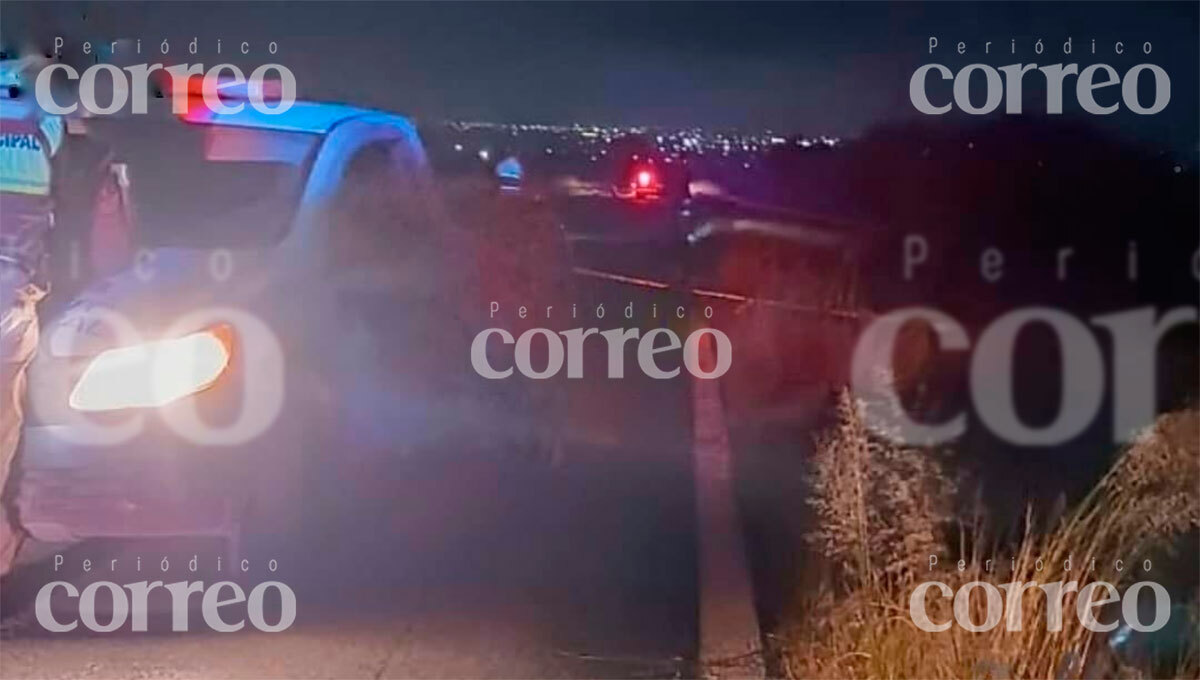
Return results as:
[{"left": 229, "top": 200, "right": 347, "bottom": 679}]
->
[{"left": 0, "top": 96, "right": 62, "bottom": 577}]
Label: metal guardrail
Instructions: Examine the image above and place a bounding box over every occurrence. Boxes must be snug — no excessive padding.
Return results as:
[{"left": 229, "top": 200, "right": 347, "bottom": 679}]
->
[{"left": 570, "top": 265, "right": 863, "bottom": 321}]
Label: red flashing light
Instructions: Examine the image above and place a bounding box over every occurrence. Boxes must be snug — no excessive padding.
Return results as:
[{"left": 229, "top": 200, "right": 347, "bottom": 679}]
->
[
  {"left": 153, "top": 70, "right": 284, "bottom": 119},
  {"left": 614, "top": 163, "right": 664, "bottom": 201}
]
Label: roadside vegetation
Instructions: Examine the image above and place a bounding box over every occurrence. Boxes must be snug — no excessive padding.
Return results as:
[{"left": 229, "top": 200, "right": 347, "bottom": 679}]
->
[{"left": 784, "top": 389, "right": 1199, "bottom": 679}]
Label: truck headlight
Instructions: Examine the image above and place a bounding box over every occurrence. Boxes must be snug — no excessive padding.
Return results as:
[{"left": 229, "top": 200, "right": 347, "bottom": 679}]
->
[{"left": 69, "top": 328, "right": 232, "bottom": 412}]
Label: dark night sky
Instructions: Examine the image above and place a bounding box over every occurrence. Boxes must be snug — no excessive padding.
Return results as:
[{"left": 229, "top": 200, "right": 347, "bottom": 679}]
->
[{"left": 4, "top": 2, "right": 1197, "bottom": 146}]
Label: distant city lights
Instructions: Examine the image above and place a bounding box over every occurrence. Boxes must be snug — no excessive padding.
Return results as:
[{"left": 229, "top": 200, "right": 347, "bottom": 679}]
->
[{"left": 444, "top": 120, "right": 842, "bottom": 166}]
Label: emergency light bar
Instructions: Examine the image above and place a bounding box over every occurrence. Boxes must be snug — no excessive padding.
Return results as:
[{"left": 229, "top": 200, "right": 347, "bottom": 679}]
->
[
  {"left": 156, "top": 71, "right": 285, "bottom": 101},
  {"left": 153, "top": 70, "right": 290, "bottom": 119}
]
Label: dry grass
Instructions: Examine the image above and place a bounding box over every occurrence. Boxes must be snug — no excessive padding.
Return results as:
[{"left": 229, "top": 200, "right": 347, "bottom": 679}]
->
[
  {"left": 786, "top": 391, "right": 1199, "bottom": 679},
  {"left": 805, "top": 389, "right": 956, "bottom": 591}
]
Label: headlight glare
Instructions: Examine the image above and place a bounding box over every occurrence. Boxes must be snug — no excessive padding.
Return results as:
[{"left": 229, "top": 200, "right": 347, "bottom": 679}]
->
[{"left": 68, "top": 328, "right": 232, "bottom": 412}]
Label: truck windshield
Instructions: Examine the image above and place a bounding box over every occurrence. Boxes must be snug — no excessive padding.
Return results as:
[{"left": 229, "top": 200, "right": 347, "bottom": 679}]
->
[{"left": 88, "top": 118, "right": 320, "bottom": 248}]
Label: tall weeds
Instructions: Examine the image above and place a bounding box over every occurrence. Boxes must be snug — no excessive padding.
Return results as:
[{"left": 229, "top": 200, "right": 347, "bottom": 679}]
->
[
  {"left": 805, "top": 389, "right": 955, "bottom": 592},
  {"left": 787, "top": 390, "right": 1199, "bottom": 679}
]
